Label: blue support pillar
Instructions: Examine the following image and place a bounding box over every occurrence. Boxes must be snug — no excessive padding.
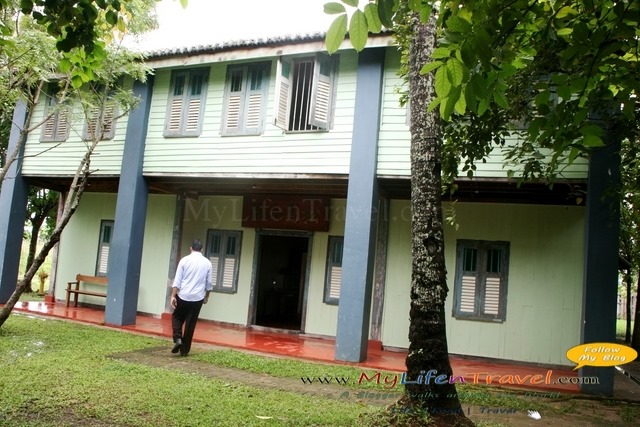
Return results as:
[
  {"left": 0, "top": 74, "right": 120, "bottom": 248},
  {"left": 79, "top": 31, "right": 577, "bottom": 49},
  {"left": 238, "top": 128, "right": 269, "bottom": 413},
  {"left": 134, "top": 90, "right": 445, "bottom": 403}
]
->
[
  {"left": 335, "top": 48, "right": 385, "bottom": 362},
  {"left": 104, "top": 77, "right": 154, "bottom": 325},
  {"left": 580, "top": 138, "right": 620, "bottom": 395},
  {"left": 0, "top": 101, "right": 30, "bottom": 303}
]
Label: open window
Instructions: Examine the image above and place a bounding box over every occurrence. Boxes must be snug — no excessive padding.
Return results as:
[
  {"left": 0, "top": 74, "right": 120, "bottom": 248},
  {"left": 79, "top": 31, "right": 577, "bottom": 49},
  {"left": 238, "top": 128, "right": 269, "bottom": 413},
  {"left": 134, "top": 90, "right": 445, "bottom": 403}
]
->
[
  {"left": 222, "top": 62, "right": 269, "bottom": 135},
  {"left": 274, "top": 54, "right": 336, "bottom": 132}
]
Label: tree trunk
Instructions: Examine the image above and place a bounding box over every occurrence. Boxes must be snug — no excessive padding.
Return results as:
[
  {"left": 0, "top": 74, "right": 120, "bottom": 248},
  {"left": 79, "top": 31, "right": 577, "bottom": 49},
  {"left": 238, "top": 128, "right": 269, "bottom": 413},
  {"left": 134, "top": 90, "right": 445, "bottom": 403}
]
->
[
  {"left": 24, "top": 216, "right": 45, "bottom": 293},
  {"left": 400, "top": 14, "right": 472, "bottom": 426},
  {"left": 633, "top": 276, "right": 640, "bottom": 351},
  {"left": 626, "top": 270, "right": 632, "bottom": 343}
]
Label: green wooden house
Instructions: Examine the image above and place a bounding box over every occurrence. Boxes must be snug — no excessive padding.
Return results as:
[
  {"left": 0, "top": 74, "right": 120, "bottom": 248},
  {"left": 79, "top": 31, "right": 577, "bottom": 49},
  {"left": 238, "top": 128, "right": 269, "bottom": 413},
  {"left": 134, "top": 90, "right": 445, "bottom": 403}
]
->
[{"left": 0, "top": 33, "right": 619, "bottom": 395}]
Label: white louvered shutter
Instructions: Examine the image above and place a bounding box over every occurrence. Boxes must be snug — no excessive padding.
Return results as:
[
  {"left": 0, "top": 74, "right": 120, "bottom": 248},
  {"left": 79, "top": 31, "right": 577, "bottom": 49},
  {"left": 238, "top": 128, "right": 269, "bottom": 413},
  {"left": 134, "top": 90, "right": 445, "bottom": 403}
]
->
[
  {"left": 97, "top": 245, "right": 109, "bottom": 275},
  {"left": 225, "top": 94, "right": 242, "bottom": 132},
  {"left": 221, "top": 257, "right": 236, "bottom": 289},
  {"left": 328, "top": 265, "right": 342, "bottom": 300},
  {"left": 185, "top": 97, "right": 201, "bottom": 134},
  {"left": 274, "top": 59, "right": 292, "bottom": 130},
  {"left": 459, "top": 274, "right": 477, "bottom": 313},
  {"left": 167, "top": 98, "right": 183, "bottom": 133},
  {"left": 483, "top": 276, "right": 501, "bottom": 315},
  {"left": 309, "top": 54, "right": 334, "bottom": 129},
  {"left": 245, "top": 93, "right": 262, "bottom": 131},
  {"left": 209, "top": 255, "right": 220, "bottom": 287}
]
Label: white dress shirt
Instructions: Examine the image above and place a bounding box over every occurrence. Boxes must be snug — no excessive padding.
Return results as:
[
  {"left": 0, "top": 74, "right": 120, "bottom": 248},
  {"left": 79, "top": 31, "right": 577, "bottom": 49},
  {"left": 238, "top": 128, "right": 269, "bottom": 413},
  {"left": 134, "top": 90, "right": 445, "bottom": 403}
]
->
[{"left": 172, "top": 251, "right": 213, "bottom": 301}]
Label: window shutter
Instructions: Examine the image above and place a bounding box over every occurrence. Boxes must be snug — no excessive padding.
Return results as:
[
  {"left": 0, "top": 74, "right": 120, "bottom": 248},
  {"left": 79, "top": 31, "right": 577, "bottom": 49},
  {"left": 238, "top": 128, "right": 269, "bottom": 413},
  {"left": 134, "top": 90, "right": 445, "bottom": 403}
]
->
[
  {"left": 225, "top": 94, "right": 243, "bottom": 132},
  {"left": 84, "top": 107, "right": 99, "bottom": 140},
  {"left": 309, "top": 54, "right": 334, "bottom": 129},
  {"left": 459, "top": 274, "right": 477, "bottom": 313},
  {"left": 42, "top": 114, "right": 56, "bottom": 140},
  {"left": 245, "top": 93, "right": 262, "bottom": 131},
  {"left": 221, "top": 257, "right": 236, "bottom": 289},
  {"left": 54, "top": 110, "right": 70, "bottom": 141},
  {"left": 167, "top": 98, "right": 183, "bottom": 133},
  {"left": 223, "top": 67, "right": 244, "bottom": 135},
  {"left": 209, "top": 255, "right": 220, "bottom": 286},
  {"left": 274, "top": 58, "right": 292, "bottom": 130},
  {"left": 328, "top": 265, "right": 342, "bottom": 300},
  {"left": 97, "top": 245, "right": 109, "bottom": 275},
  {"left": 184, "top": 97, "right": 201, "bottom": 134},
  {"left": 101, "top": 103, "right": 116, "bottom": 139},
  {"left": 483, "top": 276, "right": 501, "bottom": 315}
]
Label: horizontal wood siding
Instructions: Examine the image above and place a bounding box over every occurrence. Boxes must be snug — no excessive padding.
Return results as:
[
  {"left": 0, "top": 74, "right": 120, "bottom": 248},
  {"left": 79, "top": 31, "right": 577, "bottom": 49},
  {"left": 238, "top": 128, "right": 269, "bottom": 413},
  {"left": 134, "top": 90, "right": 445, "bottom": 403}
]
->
[
  {"left": 21, "top": 83, "right": 131, "bottom": 177},
  {"left": 382, "top": 200, "right": 585, "bottom": 366},
  {"left": 377, "top": 48, "right": 588, "bottom": 179},
  {"left": 143, "top": 53, "right": 357, "bottom": 175}
]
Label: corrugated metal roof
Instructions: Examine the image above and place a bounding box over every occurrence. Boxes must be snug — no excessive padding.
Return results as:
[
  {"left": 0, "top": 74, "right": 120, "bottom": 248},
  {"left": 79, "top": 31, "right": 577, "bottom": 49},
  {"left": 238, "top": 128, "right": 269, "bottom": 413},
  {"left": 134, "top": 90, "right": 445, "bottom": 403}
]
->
[{"left": 144, "top": 32, "right": 328, "bottom": 59}]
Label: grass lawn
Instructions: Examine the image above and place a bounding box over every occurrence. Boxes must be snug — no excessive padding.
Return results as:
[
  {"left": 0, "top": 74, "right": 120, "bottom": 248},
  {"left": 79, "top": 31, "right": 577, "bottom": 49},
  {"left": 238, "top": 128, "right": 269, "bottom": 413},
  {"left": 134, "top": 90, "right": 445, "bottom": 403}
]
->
[
  {"left": 0, "top": 314, "right": 377, "bottom": 426},
  {"left": 2, "top": 314, "right": 639, "bottom": 426},
  {"left": 616, "top": 319, "right": 635, "bottom": 340}
]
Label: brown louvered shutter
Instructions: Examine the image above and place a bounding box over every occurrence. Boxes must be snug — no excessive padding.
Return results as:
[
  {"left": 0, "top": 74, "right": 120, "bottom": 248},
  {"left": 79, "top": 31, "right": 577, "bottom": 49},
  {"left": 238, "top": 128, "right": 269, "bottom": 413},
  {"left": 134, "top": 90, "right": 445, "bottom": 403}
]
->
[{"left": 54, "top": 110, "right": 70, "bottom": 141}]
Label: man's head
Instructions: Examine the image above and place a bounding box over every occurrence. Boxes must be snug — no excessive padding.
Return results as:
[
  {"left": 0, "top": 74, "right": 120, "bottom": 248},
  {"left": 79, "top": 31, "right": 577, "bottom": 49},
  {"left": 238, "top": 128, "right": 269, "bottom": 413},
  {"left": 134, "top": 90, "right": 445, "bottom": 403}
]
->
[{"left": 190, "top": 239, "right": 203, "bottom": 252}]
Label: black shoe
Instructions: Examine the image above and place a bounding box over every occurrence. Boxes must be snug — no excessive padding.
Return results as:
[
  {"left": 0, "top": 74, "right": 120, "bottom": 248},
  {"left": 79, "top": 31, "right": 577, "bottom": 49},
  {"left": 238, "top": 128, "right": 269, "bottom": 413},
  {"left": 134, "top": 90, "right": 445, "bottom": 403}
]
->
[
  {"left": 171, "top": 339, "right": 183, "bottom": 354},
  {"left": 180, "top": 352, "right": 188, "bottom": 357}
]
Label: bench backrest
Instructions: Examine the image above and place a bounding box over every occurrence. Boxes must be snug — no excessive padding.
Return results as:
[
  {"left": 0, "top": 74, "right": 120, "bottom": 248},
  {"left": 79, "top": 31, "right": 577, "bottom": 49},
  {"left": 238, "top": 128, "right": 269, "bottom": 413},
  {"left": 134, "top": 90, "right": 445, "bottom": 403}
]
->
[{"left": 76, "top": 274, "right": 108, "bottom": 286}]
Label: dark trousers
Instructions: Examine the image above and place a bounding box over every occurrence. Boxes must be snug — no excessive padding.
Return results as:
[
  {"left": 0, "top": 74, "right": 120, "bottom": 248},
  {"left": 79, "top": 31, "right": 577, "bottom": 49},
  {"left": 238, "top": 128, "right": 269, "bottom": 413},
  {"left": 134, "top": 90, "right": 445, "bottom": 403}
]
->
[{"left": 171, "top": 296, "right": 204, "bottom": 355}]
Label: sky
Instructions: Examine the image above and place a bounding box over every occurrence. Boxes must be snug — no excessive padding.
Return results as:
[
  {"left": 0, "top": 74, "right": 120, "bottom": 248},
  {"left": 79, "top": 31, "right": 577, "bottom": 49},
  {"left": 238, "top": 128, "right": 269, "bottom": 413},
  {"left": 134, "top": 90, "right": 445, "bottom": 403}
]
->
[{"left": 131, "top": 0, "right": 336, "bottom": 51}]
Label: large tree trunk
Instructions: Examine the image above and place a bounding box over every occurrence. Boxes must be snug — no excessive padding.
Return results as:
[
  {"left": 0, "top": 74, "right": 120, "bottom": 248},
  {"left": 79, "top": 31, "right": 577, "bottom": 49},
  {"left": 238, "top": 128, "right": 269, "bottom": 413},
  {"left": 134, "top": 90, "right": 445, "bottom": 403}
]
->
[
  {"left": 24, "top": 216, "right": 45, "bottom": 293},
  {"left": 399, "top": 15, "right": 472, "bottom": 426},
  {"left": 633, "top": 276, "right": 640, "bottom": 351}
]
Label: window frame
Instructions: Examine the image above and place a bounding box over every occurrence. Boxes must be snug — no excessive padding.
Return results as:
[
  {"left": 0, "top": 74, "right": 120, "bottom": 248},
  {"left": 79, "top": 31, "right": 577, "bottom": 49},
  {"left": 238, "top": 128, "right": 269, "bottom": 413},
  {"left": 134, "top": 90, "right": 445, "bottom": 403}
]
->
[
  {"left": 323, "top": 235, "right": 344, "bottom": 305},
  {"left": 164, "top": 68, "right": 209, "bottom": 138},
  {"left": 452, "top": 239, "right": 510, "bottom": 322},
  {"left": 95, "top": 220, "right": 114, "bottom": 277},
  {"left": 205, "top": 229, "right": 243, "bottom": 294},
  {"left": 274, "top": 53, "right": 337, "bottom": 133},
  {"left": 221, "top": 62, "right": 270, "bottom": 136},
  {"left": 40, "top": 84, "right": 71, "bottom": 142}
]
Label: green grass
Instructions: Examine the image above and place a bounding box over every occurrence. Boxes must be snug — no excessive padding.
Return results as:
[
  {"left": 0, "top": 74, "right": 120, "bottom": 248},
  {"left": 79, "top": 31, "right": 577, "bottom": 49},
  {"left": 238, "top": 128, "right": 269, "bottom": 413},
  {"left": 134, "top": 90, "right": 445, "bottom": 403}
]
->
[{"left": 0, "top": 314, "right": 379, "bottom": 426}]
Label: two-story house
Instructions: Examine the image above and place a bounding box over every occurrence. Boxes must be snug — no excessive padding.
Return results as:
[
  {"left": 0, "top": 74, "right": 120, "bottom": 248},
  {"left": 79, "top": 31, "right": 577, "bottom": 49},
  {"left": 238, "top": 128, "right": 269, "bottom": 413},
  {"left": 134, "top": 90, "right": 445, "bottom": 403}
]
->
[{"left": 0, "top": 33, "right": 619, "bottom": 395}]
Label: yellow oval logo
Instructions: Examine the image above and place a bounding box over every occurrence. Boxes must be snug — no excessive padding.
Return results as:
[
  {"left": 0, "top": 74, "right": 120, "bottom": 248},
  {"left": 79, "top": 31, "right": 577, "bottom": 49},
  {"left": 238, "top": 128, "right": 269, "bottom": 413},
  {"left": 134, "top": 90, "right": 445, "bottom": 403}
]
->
[{"left": 566, "top": 343, "right": 637, "bottom": 370}]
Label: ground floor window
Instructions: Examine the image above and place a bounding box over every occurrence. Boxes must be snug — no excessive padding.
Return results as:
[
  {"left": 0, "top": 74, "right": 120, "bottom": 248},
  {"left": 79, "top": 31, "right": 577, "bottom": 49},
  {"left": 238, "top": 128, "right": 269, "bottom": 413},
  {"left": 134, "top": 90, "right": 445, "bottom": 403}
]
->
[
  {"left": 206, "top": 229, "right": 242, "bottom": 293},
  {"left": 324, "top": 236, "right": 344, "bottom": 304},
  {"left": 95, "top": 220, "right": 113, "bottom": 276},
  {"left": 453, "top": 240, "right": 509, "bottom": 322}
]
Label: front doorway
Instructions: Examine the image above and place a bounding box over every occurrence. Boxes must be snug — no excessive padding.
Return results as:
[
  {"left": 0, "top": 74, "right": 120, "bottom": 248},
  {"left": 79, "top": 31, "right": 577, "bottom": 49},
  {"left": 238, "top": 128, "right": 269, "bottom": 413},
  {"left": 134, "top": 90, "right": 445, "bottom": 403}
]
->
[{"left": 252, "top": 231, "right": 310, "bottom": 331}]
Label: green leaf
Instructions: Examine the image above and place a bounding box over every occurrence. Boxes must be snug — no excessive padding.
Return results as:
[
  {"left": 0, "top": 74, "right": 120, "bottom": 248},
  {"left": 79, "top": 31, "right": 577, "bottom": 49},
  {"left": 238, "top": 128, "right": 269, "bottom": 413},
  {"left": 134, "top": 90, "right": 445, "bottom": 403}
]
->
[
  {"left": 364, "top": 3, "right": 382, "bottom": 33},
  {"left": 59, "top": 58, "right": 72, "bottom": 73},
  {"left": 348, "top": 10, "right": 368, "bottom": 51},
  {"left": 325, "top": 14, "right": 348, "bottom": 53},
  {"left": 454, "top": 87, "right": 467, "bottom": 115},
  {"left": 582, "top": 134, "right": 605, "bottom": 147},
  {"left": 493, "top": 90, "right": 509, "bottom": 108},
  {"left": 445, "top": 58, "right": 464, "bottom": 86},
  {"left": 71, "top": 74, "right": 84, "bottom": 89},
  {"left": 377, "top": 0, "right": 396, "bottom": 28},
  {"left": 180, "top": 0, "right": 188, "bottom": 8},
  {"left": 441, "top": 86, "right": 461, "bottom": 120},
  {"left": 556, "top": 6, "right": 576, "bottom": 19},
  {"left": 324, "top": 2, "right": 346, "bottom": 14},
  {"left": 342, "top": 0, "right": 358, "bottom": 7},
  {"left": 557, "top": 28, "right": 573, "bottom": 36},
  {"left": 431, "top": 47, "right": 451, "bottom": 59},
  {"left": 445, "top": 16, "right": 472, "bottom": 34},
  {"left": 420, "top": 61, "right": 443, "bottom": 75},
  {"left": 427, "top": 97, "right": 441, "bottom": 113},
  {"left": 434, "top": 66, "right": 451, "bottom": 98},
  {"left": 579, "top": 124, "right": 604, "bottom": 137}
]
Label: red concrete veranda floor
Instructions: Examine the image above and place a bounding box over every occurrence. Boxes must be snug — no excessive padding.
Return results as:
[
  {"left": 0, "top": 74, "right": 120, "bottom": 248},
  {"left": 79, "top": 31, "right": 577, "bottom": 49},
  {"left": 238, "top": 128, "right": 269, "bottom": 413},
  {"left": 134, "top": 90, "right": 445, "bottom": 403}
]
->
[{"left": 10, "top": 300, "right": 583, "bottom": 394}]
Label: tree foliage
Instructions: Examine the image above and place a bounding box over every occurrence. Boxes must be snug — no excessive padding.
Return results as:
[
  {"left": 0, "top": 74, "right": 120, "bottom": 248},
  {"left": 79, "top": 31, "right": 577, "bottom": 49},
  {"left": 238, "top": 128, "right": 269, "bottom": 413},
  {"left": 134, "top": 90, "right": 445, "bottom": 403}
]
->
[{"left": 0, "top": 0, "right": 157, "bottom": 326}]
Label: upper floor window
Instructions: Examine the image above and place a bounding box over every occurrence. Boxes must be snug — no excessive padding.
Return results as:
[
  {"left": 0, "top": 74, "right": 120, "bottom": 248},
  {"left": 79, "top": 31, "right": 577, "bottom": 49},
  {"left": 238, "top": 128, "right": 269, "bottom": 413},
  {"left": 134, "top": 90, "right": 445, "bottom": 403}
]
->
[
  {"left": 453, "top": 240, "right": 509, "bottom": 322},
  {"left": 274, "top": 54, "right": 337, "bottom": 132},
  {"left": 323, "top": 236, "right": 344, "bottom": 304},
  {"left": 164, "top": 68, "right": 209, "bottom": 137},
  {"left": 83, "top": 85, "right": 117, "bottom": 141},
  {"left": 222, "top": 62, "right": 270, "bottom": 136},
  {"left": 206, "top": 229, "right": 242, "bottom": 293},
  {"left": 41, "top": 85, "right": 70, "bottom": 142},
  {"left": 95, "top": 220, "right": 113, "bottom": 277}
]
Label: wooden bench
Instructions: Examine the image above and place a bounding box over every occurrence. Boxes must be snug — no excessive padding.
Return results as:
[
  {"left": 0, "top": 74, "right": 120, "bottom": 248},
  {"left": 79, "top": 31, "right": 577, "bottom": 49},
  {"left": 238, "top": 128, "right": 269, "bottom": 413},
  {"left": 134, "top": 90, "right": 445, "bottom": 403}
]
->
[{"left": 66, "top": 274, "right": 108, "bottom": 307}]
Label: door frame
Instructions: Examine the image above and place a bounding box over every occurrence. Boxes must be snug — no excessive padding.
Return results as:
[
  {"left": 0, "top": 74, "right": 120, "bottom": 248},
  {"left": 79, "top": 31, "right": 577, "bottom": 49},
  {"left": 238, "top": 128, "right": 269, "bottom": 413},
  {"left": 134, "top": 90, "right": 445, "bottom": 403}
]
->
[{"left": 247, "top": 229, "right": 313, "bottom": 332}]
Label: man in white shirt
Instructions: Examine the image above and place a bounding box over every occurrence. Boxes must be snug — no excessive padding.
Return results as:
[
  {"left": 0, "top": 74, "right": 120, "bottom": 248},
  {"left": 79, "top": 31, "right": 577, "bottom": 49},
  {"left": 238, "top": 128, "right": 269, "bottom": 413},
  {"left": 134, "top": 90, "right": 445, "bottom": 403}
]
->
[{"left": 171, "top": 239, "right": 212, "bottom": 356}]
